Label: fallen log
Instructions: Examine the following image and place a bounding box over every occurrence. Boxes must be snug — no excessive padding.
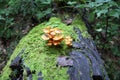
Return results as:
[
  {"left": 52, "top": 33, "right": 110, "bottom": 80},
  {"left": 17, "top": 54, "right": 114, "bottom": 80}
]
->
[
  {"left": 68, "top": 27, "right": 109, "bottom": 80},
  {"left": 0, "top": 17, "right": 109, "bottom": 80}
]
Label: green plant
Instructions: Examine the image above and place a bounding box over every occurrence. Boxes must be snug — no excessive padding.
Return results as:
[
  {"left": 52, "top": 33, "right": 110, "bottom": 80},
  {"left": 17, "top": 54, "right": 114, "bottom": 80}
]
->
[
  {"left": 9, "top": 0, "right": 52, "bottom": 20},
  {"left": 67, "top": 0, "right": 120, "bottom": 79},
  {"left": 0, "top": 0, "right": 53, "bottom": 39},
  {"left": 0, "top": 0, "right": 15, "bottom": 39},
  {"left": 74, "top": 0, "right": 120, "bottom": 56}
]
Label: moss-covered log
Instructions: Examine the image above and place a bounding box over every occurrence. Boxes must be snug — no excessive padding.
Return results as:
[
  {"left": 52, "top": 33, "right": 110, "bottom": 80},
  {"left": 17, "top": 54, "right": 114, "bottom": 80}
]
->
[{"left": 0, "top": 17, "right": 109, "bottom": 80}]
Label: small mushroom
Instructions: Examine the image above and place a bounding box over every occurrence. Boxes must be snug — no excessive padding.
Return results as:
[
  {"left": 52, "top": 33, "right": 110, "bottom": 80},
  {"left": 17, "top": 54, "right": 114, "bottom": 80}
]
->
[
  {"left": 65, "top": 41, "right": 71, "bottom": 45},
  {"left": 65, "top": 36, "right": 71, "bottom": 39},
  {"left": 67, "top": 43, "right": 72, "bottom": 46},
  {"left": 43, "top": 27, "right": 50, "bottom": 34},
  {"left": 65, "top": 36, "right": 73, "bottom": 41},
  {"left": 47, "top": 34, "right": 53, "bottom": 39},
  {"left": 53, "top": 35, "right": 63, "bottom": 41},
  {"left": 54, "top": 29, "right": 62, "bottom": 34},
  {"left": 47, "top": 40, "right": 53, "bottom": 46},
  {"left": 50, "top": 31, "right": 56, "bottom": 36},
  {"left": 64, "top": 36, "right": 73, "bottom": 46},
  {"left": 41, "top": 34, "right": 49, "bottom": 40},
  {"left": 50, "top": 28, "right": 55, "bottom": 32}
]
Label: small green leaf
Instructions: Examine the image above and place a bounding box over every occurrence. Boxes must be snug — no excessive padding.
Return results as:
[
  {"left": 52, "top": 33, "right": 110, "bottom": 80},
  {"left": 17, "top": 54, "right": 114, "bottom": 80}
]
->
[
  {"left": 75, "top": 4, "right": 87, "bottom": 8},
  {"left": 36, "top": 11, "right": 44, "bottom": 19},
  {"left": 0, "top": 15, "right": 5, "bottom": 20},
  {"left": 43, "top": 8, "right": 51, "bottom": 15},
  {"left": 108, "top": 9, "right": 120, "bottom": 18},
  {"left": 96, "top": 9, "right": 108, "bottom": 17},
  {"left": 67, "top": 1, "right": 77, "bottom": 5},
  {"left": 96, "top": 0, "right": 111, "bottom": 3},
  {"left": 111, "top": 46, "right": 120, "bottom": 56},
  {"left": 96, "top": 28, "right": 102, "bottom": 32},
  {"left": 42, "top": 0, "right": 51, "bottom": 5}
]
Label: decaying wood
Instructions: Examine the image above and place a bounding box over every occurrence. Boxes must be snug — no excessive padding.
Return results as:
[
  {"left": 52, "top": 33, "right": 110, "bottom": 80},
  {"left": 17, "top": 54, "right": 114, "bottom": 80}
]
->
[{"left": 68, "top": 27, "right": 109, "bottom": 80}]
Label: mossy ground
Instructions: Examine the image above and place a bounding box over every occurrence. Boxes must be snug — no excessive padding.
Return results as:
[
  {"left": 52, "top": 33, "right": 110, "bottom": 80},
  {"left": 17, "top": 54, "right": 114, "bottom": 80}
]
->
[{"left": 0, "top": 17, "right": 89, "bottom": 80}]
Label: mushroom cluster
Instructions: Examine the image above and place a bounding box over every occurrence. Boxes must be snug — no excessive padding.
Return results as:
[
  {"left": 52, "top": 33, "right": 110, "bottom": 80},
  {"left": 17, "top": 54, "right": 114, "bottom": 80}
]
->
[
  {"left": 41, "top": 26, "right": 73, "bottom": 46},
  {"left": 41, "top": 26, "right": 63, "bottom": 46}
]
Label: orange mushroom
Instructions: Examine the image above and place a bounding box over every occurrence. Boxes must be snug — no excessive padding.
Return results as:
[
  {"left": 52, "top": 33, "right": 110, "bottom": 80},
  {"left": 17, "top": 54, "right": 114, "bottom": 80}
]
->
[
  {"left": 43, "top": 27, "right": 50, "bottom": 34},
  {"left": 50, "top": 31, "right": 56, "bottom": 36},
  {"left": 41, "top": 34, "right": 49, "bottom": 40},
  {"left": 42, "top": 26, "right": 73, "bottom": 46},
  {"left": 67, "top": 43, "right": 72, "bottom": 46},
  {"left": 50, "top": 28, "right": 55, "bottom": 32},
  {"left": 64, "top": 36, "right": 73, "bottom": 46},
  {"left": 53, "top": 35, "right": 63, "bottom": 41},
  {"left": 54, "top": 28, "right": 62, "bottom": 34},
  {"left": 47, "top": 34, "right": 53, "bottom": 39}
]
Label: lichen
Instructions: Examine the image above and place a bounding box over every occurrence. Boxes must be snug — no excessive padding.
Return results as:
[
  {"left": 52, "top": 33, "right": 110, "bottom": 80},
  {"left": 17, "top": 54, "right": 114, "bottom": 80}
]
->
[{"left": 0, "top": 17, "right": 90, "bottom": 80}]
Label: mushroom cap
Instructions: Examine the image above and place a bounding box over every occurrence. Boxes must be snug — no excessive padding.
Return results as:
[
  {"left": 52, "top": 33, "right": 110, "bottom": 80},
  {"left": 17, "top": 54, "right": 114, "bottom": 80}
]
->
[
  {"left": 65, "top": 41, "right": 71, "bottom": 44},
  {"left": 65, "top": 36, "right": 71, "bottom": 39},
  {"left": 50, "top": 28, "right": 55, "bottom": 31},
  {"left": 65, "top": 40, "right": 72, "bottom": 46},
  {"left": 68, "top": 38, "right": 73, "bottom": 41},
  {"left": 47, "top": 34, "right": 53, "bottom": 39},
  {"left": 65, "top": 36, "right": 73, "bottom": 41},
  {"left": 47, "top": 40, "right": 53, "bottom": 46},
  {"left": 53, "top": 35, "right": 63, "bottom": 41},
  {"left": 50, "top": 31, "right": 56, "bottom": 36},
  {"left": 54, "top": 29, "right": 62, "bottom": 34},
  {"left": 43, "top": 27, "right": 51, "bottom": 34},
  {"left": 41, "top": 34, "right": 49, "bottom": 40}
]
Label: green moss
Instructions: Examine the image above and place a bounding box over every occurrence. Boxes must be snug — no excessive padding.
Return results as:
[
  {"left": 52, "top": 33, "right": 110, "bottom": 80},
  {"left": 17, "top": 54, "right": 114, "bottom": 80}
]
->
[{"left": 0, "top": 17, "right": 90, "bottom": 80}]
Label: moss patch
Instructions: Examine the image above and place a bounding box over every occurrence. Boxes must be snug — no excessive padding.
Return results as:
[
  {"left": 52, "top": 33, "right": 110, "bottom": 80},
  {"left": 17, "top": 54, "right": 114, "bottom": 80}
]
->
[{"left": 0, "top": 17, "right": 90, "bottom": 80}]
